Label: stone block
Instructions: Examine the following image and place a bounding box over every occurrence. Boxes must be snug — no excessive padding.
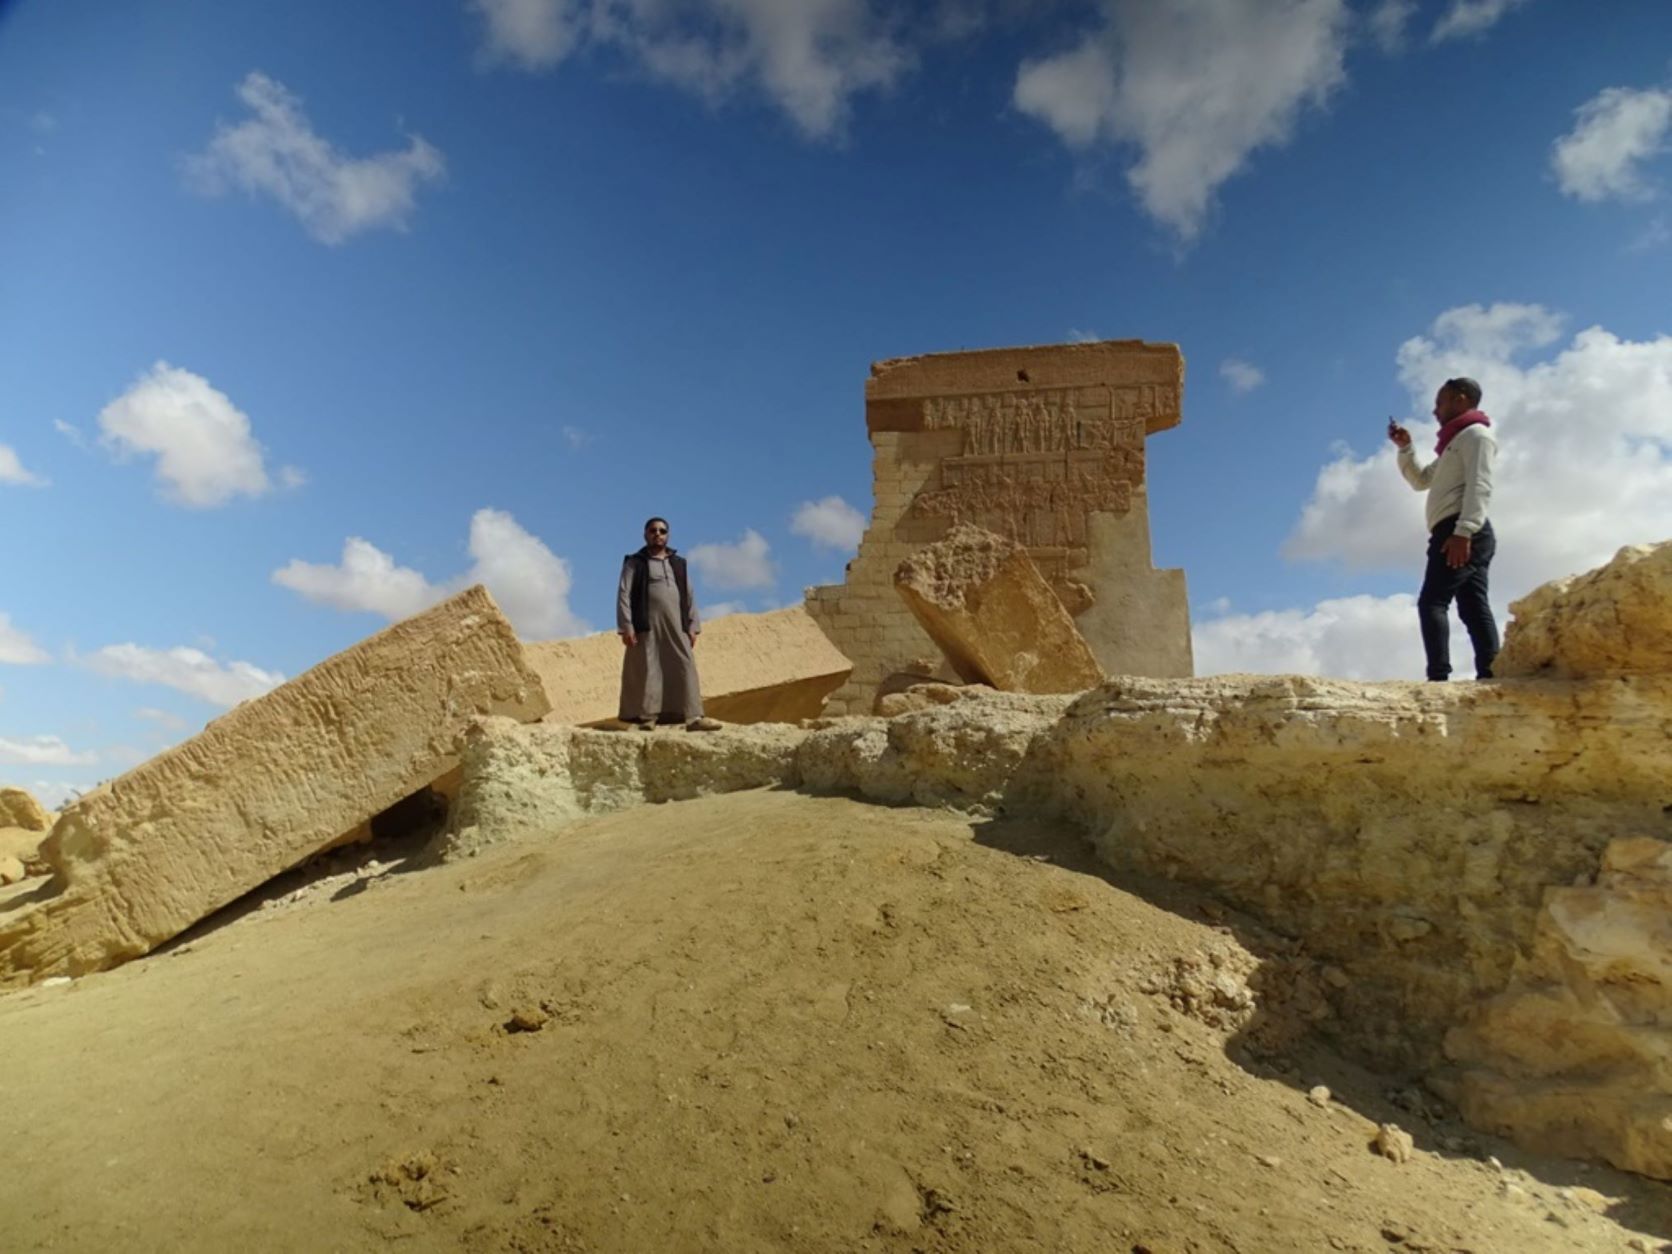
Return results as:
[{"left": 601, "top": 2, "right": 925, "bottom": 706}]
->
[
  {"left": 1498, "top": 540, "right": 1672, "bottom": 677},
  {"left": 0, "top": 585, "right": 549, "bottom": 986},
  {"left": 525, "top": 606, "right": 852, "bottom": 727},
  {"left": 0, "top": 788, "right": 50, "bottom": 832},
  {"left": 893, "top": 524, "right": 1103, "bottom": 694}
]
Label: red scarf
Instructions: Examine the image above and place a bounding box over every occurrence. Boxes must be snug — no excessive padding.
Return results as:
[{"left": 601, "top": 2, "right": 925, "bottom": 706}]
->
[{"left": 1435, "top": 409, "right": 1490, "bottom": 456}]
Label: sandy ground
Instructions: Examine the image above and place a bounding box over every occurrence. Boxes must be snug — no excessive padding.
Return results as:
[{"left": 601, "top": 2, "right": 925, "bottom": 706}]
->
[{"left": 1, "top": 789, "right": 1667, "bottom": 1253}]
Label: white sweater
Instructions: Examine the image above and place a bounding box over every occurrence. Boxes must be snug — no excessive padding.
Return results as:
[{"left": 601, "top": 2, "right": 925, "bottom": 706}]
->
[{"left": 1397, "top": 424, "right": 1496, "bottom": 537}]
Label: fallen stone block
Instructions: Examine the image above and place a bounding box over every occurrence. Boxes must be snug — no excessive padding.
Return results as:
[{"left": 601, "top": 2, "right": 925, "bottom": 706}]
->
[
  {"left": 0, "top": 585, "right": 549, "bottom": 986},
  {"left": 0, "top": 788, "right": 51, "bottom": 832},
  {"left": 893, "top": 523, "right": 1104, "bottom": 694},
  {"left": 523, "top": 605, "right": 852, "bottom": 726},
  {"left": 1497, "top": 539, "right": 1672, "bottom": 677}
]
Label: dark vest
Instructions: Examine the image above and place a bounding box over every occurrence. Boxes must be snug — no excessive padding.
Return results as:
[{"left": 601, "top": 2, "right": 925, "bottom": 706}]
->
[{"left": 625, "top": 549, "right": 693, "bottom": 634}]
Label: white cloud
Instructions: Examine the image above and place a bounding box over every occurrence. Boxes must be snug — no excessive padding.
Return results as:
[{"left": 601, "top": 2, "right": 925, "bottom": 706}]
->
[
  {"left": 702, "top": 600, "right": 749, "bottom": 620},
  {"left": 1367, "top": 0, "right": 1415, "bottom": 50},
  {"left": 1193, "top": 593, "right": 1471, "bottom": 679},
  {"left": 52, "top": 419, "right": 87, "bottom": 448},
  {"left": 1286, "top": 302, "right": 1672, "bottom": 610},
  {"left": 82, "top": 645, "right": 285, "bottom": 709},
  {"left": 465, "top": 508, "right": 587, "bottom": 638},
  {"left": 0, "top": 613, "right": 50, "bottom": 665},
  {"left": 0, "top": 735, "right": 98, "bottom": 767},
  {"left": 1219, "top": 357, "right": 1265, "bottom": 394},
  {"left": 473, "top": 0, "right": 584, "bottom": 69},
  {"left": 184, "top": 71, "right": 445, "bottom": 245},
  {"left": 688, "top": 528, "right": 776, "bottom": 589},
  {"left": 1551, "top": 86, "right": 1672, "bottom": 204},
  {"left": 97, "top": 362, "right": 286, "bottom": 508},
  {"left": 1013, "top": 0, "right": 1348, "bottom": 240},
  {"left": 1430, "top": 0, "right": 1529, "bottom": 42},
  {"left": 478, "top": 0, "right": 908, "bottom": 140},
  {"left": 273, "top": 537, "right": 437, "bottom": 621},
  {"left": 791, "top": 495, "right": 867, "bottom": 552},
  {"left": 0, "top": 444, "right": 47, "bottom": 487},
  {"left": 273, "top": 509, "right": 588, "bottom": 639}
]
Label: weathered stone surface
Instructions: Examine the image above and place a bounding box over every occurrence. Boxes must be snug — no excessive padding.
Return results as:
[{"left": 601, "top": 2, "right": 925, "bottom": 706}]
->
[
  {"left": 0, "top": 788, "right": 50, "bottom": 832},
  {"left": 1442, "top": 836, "right": 1672, "bottom": 1178},
  {"left": 0, "top": 827, "right": 48, "bottom": 878},
  {"left": 806, "top": 339, "right": 1192, "bottom": 715},
  {"left": 0, "top": 586, "right": 549, "bottom": 986},
  {"left": 524, "top": 606, "right": 852, "bottom": 726},
  {"left": 442, "top": 657, "right": 1672, "bottom": 1178},
  {"left": 1497, "top": 540, "right": 1672, "bottom": 677},
  {"left": 894, "top": 523, "right": 1103, "bottom": 693}
]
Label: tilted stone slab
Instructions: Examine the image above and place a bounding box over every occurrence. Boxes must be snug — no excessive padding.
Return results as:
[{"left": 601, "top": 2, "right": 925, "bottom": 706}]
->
[
  {"left": 1497, "top": 539, "right": 1672, "bottom": 678},
  {"left": 523, "top": 605, "right": 852, "bottom": 726},
  {"left": 894, "top": 523, "right": 1104, "bottom": 694},
  {"left": 0, "top": 585, "right": 550, "bottom": 986}
]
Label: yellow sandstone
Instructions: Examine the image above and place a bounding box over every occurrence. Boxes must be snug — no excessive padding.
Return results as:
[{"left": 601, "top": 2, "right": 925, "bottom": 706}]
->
[{"left": 0, "top": 586, "right": 549, "bottom": 986}]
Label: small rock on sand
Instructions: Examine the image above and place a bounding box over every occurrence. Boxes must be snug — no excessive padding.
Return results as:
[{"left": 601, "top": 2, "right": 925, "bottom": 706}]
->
[{"left": 1372, "top": 1123, "right": 1415, "bottom": 1164}]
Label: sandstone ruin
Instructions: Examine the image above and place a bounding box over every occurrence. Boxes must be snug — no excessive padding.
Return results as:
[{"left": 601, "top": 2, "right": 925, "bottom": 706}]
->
[
  {"left": 0, "top": 586, "right": 549, "bottom": 985},
  {"left": 1, "top": 342, "right": 1668, "bottom": 1208},
  {"left": 893, "top": 522, "right": 1104, "bottom": 693},
  {"left": 806, "top": 340, "right": 1192, "bottom": 714},
  {"left": 523, "top": 605, "right": 852, "bottom": 726}
]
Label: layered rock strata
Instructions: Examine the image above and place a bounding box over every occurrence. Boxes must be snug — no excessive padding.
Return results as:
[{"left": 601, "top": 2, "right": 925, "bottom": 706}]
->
[
  {"left": 893, "top": 523, "right": 1103, "bottom": 693},
  {"left": 441, "top": 672, "right": 1672, "bottom": 1179},
  {"left": 524, "top": 605, "right": 852, "bottom": 726},
  {"left": 0, "top": 587, "right": 549, "bottom": 986}
]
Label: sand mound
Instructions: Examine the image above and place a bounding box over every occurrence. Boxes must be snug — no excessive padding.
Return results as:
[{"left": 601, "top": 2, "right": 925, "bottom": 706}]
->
[{"left": 0, "top": 791, "right": 1663, "bottom": 1252}]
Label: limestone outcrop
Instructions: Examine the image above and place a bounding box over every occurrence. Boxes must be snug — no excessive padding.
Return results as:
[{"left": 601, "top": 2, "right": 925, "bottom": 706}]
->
[
  {"left": 893, "top": 524, "right": 1104, "bottom": 693},
  {"left": 524, "top": 605, "right": 852, "bottom": 726},
  {"left": 806, "top": 339, "right": 1193, "bottom": 715},
  {"left": 440, "top": 667, "right": 1672, "bottom": 1179},
  {"left": 1442, "top": 836, "right": 1672, "bottom": 1178},
  {"left": 1496, "top": 539, "right": 1672, "bottom": 677},
  {"left": 0, "top": 586, "right": 549, "bottom": 986}
]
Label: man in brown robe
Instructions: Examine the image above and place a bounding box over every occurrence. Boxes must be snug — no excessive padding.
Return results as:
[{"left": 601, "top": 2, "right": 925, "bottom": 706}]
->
[{"left": 617, "top": 516, "right": 721, "bottom": 731}]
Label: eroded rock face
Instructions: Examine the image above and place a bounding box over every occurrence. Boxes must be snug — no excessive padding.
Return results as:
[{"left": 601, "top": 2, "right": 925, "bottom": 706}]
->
[
  {"left": 0, "top": 586, "right": 550, "bottom": 986},
  {"left": 1497, "top": 540, "right": 1672, "bottom": 677},
  {"left": 894, "top": 524, "right": 1104, "bottom": 694},
  {"left": 1443, "top": 836, "right": 1672, "bottom": 1178},
  {"left": 442, "top": 670, "right": 1672, "bottom": 1179}
]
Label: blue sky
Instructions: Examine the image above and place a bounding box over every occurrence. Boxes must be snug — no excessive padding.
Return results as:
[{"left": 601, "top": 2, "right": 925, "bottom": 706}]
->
[{"left": 3, "top": 0, "right": 1672, "bottom": 805}]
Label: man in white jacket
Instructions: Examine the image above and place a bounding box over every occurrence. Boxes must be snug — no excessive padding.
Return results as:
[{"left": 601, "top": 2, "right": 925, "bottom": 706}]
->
[{"left": 1388, "top": 376, "right": 1499, "bottom": 681}]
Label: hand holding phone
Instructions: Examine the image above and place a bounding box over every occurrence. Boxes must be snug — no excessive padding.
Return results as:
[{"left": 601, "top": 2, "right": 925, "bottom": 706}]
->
[{"left": 1386, "top": 417, "right": 1410, "bottom": 448}]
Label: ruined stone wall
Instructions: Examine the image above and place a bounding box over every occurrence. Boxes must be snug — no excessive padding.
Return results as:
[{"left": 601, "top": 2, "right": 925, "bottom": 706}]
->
[{"left": 806, "top": 340, "right": 1193, "bottom": 714}]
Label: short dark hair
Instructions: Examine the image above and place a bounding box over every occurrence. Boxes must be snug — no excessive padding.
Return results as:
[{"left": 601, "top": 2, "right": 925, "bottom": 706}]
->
[
  {"left": 1444, "top": 376, "right": 1483, "bottom": 407},
  {"left": 644, "top": 516, "right": 669, "bottom": 533}
]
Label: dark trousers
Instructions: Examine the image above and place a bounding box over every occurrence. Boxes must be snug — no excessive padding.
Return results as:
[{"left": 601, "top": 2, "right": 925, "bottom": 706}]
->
[{"left": 1418, "top": 516, "right": 1498, "bottom": 681}]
